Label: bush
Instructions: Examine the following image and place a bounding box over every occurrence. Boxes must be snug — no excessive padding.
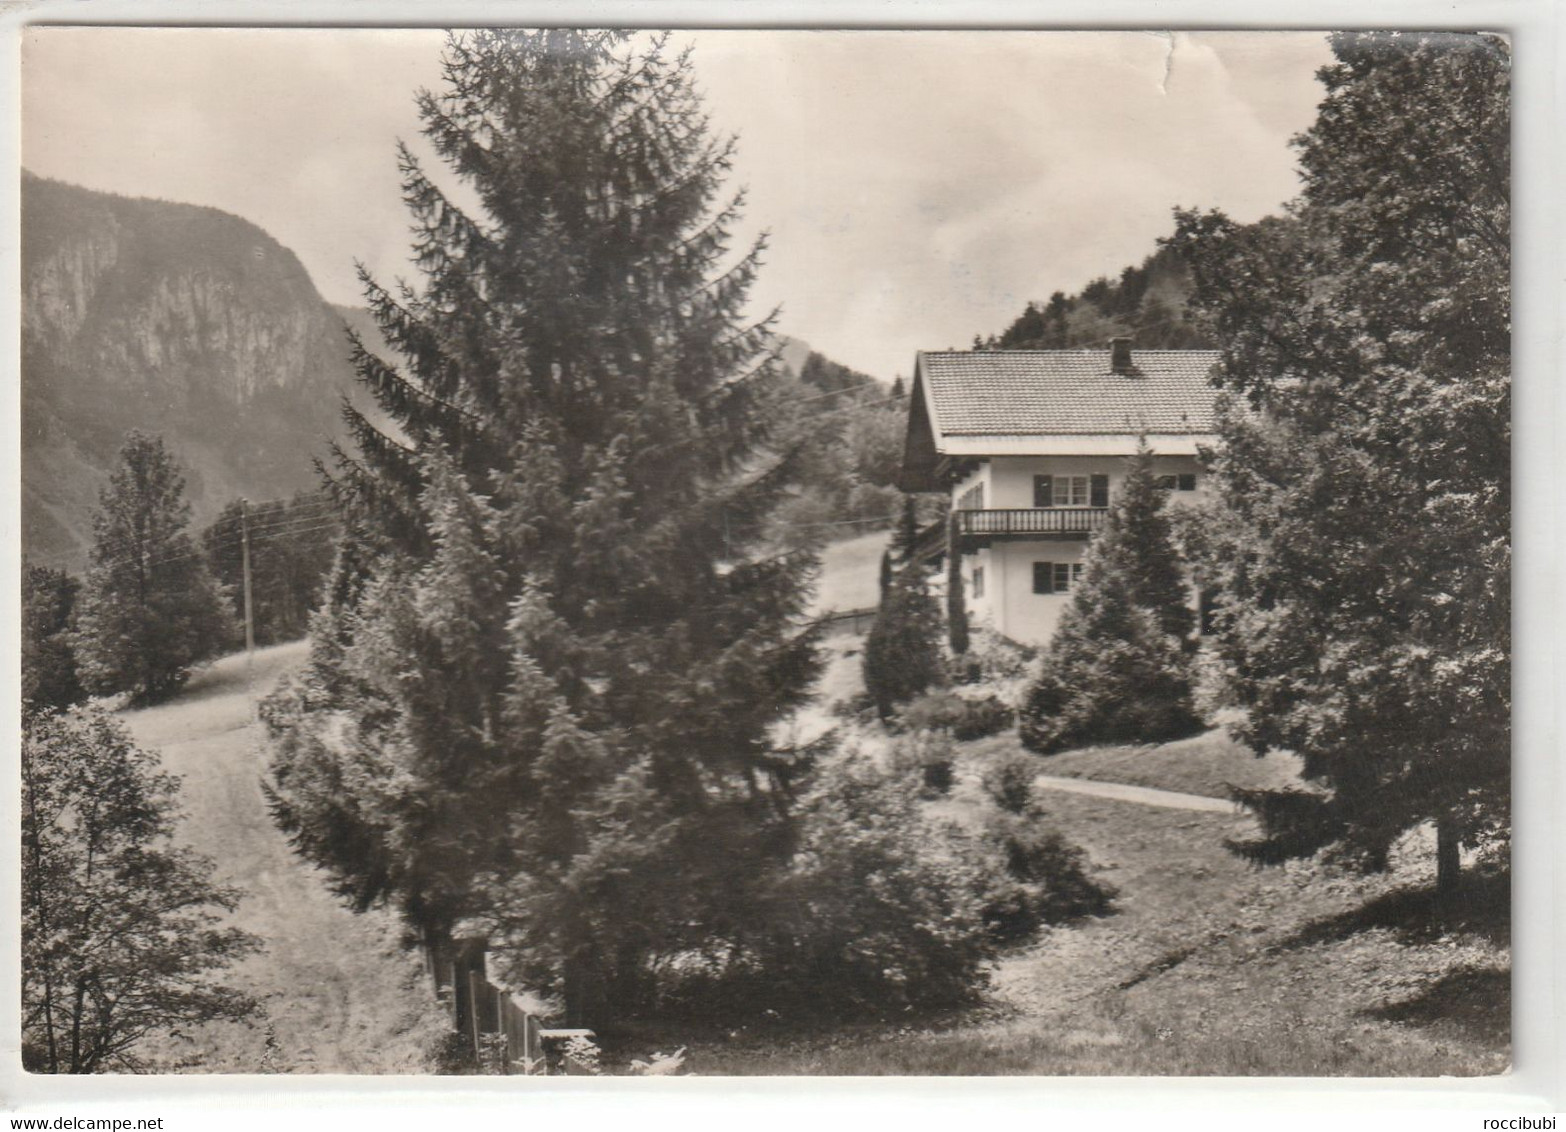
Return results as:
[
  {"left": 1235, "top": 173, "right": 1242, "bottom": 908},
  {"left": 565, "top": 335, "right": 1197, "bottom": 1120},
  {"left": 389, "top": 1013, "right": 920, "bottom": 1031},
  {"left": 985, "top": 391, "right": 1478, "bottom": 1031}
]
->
[
  {"left": 966, "top": 628, "right": 1037, "bottom": 682},
  {"left": 1020, "top": 623, "right": 1204, "bottom": 754},
  {"left": 1021, "top": 623, "right": 1202, "bottom": 757},
  {"left": 977, "top": 813, "right": 1117, "bottom": 945},
  {"left": 898, "top": 690, "right": 1015, "bottom": 741},
  {"left": 982, "top": 749, "right": 1040, "bottom": 815},
  {"left": 657, "top": 753, "right": 997, "bottom": 1021},
  {"left": 890, "top": 729, "right": 959, "bottom": 797}
]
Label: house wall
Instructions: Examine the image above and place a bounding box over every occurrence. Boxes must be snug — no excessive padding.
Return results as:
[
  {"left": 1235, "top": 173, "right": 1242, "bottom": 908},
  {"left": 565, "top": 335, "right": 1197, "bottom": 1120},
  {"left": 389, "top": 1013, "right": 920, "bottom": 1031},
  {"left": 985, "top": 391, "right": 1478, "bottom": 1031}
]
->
[
  {"left": 958, "top": 539, "right": 1088, "bottom": 646},
  {"left": 985, "top": 453, "right": 1207, "bottom": 509},
  {"left": 949, "top": 451, "right": 1208, "bottom": 647}
]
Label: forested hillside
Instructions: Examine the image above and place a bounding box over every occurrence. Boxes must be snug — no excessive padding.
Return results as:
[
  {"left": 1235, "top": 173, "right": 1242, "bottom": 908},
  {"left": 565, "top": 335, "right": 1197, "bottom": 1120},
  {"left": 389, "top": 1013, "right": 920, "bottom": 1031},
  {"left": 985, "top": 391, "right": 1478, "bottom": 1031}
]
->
[{"left": 979, "top": 243, "right": 1212, "bottom": 351}]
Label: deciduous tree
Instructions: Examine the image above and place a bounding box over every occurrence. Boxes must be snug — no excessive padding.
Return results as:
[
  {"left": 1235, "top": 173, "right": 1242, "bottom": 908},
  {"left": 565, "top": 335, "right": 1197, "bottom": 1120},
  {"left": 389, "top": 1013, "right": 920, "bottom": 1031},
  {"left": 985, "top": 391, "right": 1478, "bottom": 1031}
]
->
[
  {"left": 23, "top": 564, "right": 85, "bottom": 715},
  {"left": 1167, "top": 32, "right": 1510, "bottom": 889},
  {"left": 22, "top": 708, "right": 260, "bottom": 1072}
]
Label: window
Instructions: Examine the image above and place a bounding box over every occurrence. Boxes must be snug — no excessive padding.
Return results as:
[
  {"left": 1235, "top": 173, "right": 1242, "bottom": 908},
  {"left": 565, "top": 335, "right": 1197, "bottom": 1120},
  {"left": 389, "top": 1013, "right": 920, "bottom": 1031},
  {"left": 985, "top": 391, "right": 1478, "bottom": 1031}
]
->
[
  {"left": 1155, "top": 474, "right": 1178, "bottom": 490},
  {"left": 1033, "top": 561, "right": 1085, "bottom": 594},
  {"left": 1036, "top": 474, "right": 1108, "bottom": 507},
  {"left": 1156, "top": 473, "right": 1199, "bottom": 492},
  {"left": 1177, "top": 473, "right": 1198, "bottom": 492},
  {"left": 1054, "top": 475, "right": 1088, "bottom": 506},
  {"left": 972, "top": 566, "right": 985, "bottom": 599}
]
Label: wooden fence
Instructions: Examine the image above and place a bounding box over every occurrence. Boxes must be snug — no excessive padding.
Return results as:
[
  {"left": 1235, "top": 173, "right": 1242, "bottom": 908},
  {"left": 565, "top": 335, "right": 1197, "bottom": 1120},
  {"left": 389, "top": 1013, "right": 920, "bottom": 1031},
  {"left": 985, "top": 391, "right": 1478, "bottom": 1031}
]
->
[
  {"left": 428, "top": 937, "right": 592, "bottom": 1075},
  {"left": 818, "top": 605, "right": 877, "bottom": 636}
]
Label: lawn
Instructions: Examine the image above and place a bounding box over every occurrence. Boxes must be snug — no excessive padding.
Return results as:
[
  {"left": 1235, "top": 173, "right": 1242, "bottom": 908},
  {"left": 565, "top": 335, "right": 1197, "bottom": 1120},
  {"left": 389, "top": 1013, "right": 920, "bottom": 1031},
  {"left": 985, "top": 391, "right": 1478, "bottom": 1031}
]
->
[
  {"left": 674, "top": 768, "right": 1508, "bottom": 1077},
  {"left": 118, "top": 643, "right": 449, "bottom": 1073},
  {"left": 966, "top": 724, "right": 1306, "bottom": 801},
  {"left": 664, "top": 611, "right": 1511, "bottom": 1077}
]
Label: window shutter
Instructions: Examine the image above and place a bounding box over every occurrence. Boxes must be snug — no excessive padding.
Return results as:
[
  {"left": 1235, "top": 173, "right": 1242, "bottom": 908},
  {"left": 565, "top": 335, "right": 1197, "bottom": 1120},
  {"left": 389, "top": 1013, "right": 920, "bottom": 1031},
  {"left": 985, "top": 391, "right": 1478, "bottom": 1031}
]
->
[
  {"left": 1090, "top": 474, "right": 1110, "bottom": 507},
  {"left": 1034, "top": 475, "right": 1053, "bottom": 508},
  {"left": 1033, "top": 562, "right": 1052, "bottom": 594}
]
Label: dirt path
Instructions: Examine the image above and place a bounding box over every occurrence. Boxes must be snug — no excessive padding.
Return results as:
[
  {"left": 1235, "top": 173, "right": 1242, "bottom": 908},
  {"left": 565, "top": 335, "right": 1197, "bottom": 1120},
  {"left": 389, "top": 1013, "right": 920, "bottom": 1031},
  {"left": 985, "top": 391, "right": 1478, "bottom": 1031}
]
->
[
  {"left": 1032, "top": 774, "right": 1240, "bottom": 813},
  {"left": 119, "top": 643, "right": 447, "bottom": 1073}
]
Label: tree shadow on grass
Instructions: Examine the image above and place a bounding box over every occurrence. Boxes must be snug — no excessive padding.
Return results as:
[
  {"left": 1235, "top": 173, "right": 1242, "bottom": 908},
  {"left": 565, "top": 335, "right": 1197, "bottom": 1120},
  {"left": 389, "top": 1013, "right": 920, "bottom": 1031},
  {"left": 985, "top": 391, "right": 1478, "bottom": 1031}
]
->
[
  {"left": 1278, "top": 864, "right": 1510, "bottom": 950},
  {"left": 1362, "top": 966, "right": 1510, "bottom": 1048}
]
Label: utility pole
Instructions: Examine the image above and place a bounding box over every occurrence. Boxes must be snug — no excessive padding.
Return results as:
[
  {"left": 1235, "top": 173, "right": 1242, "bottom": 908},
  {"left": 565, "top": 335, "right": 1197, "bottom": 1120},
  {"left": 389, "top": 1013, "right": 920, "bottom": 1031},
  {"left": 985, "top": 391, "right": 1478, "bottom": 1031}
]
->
[{"left": 240, "top": 498, "right": 255, "bottom": 685}]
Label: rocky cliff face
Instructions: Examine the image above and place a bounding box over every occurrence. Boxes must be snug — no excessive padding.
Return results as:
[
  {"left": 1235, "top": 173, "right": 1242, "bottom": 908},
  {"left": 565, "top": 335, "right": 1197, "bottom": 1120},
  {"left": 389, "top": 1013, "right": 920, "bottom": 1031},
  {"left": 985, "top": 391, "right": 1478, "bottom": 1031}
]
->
[{"left": 22, "top": 173, "right": 362, "bottom": 569}]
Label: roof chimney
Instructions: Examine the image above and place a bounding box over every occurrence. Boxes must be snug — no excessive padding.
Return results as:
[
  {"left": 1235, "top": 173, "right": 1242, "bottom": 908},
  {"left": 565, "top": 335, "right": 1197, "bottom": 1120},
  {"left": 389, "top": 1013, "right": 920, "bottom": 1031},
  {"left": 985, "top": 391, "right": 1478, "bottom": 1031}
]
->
[{"left": 1110, "top": 336, "right": 1136, "bottom": 375}]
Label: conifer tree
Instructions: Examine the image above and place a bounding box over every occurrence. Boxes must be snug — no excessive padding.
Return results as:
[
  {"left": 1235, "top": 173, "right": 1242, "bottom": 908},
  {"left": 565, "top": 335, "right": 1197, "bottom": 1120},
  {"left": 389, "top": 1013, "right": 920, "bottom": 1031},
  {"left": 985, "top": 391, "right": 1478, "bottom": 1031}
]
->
[
  {"left": 1019, "top": 446, "right": 1202, "bottom": 753},
  {"left": 863, "top": 570, "right": 944, "bottom": 720},
  {"left": 71, "top": 433, "right": 233, "bottom": 703},
  {"left": 889, "top": 493, "right": 921, "bottom": 561},
  {"left": 262, "top": 31, "right": 821, "bottom": 1026}
]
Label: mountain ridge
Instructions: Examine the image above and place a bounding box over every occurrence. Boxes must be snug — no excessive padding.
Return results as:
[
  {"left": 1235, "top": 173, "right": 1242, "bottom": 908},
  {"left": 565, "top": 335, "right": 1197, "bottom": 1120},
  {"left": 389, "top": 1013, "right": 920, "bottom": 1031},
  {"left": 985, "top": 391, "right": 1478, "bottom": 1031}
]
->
[{"left": 21, "top": 173, "right": 361, "bottom": 569}]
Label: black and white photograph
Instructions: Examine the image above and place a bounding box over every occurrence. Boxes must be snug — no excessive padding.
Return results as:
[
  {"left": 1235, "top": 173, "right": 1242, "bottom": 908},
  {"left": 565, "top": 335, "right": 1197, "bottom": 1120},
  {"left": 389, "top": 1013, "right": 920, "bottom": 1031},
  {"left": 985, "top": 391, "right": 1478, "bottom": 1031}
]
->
[{"left": 8, "top": 14, "right": 1539, "bottom": 1105}]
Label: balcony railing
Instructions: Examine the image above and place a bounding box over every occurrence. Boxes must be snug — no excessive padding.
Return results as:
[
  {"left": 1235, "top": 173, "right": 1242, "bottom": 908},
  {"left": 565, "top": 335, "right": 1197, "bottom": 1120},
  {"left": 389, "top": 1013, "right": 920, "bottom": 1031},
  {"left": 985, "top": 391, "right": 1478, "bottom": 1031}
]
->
[
  {"left": 905, "top": 507, "right": 1108, "bottom": 567},
  {"left": 955, "top": 507, "right": 1107, "bottom": 539}
]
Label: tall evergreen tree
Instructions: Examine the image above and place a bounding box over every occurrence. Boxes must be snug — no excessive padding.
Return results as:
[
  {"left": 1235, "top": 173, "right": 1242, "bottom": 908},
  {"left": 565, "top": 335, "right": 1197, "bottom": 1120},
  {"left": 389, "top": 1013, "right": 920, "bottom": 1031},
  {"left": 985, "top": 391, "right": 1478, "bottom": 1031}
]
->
[
  {"left": 71, "top": 433, "right": 232, "bottom": 703},
  {"left": 1019, "top": 446, "right": 1202, "bottom": 753},
  {"left": 1167, "top": 33, "right": 1509, "bottom": 890},
  {"left": 863, "top": 570, "right": 945, "bottom": 721},
  {"left": 262, "top": 31, "right": 821, "bottom": 1026}
]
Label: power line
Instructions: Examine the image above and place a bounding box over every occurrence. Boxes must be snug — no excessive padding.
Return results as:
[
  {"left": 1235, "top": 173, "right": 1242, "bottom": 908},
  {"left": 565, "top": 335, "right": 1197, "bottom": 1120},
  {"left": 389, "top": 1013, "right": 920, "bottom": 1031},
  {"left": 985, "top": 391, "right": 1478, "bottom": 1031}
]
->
[{"left": 788, "top": 379, "right": 889, "bottom": 408}]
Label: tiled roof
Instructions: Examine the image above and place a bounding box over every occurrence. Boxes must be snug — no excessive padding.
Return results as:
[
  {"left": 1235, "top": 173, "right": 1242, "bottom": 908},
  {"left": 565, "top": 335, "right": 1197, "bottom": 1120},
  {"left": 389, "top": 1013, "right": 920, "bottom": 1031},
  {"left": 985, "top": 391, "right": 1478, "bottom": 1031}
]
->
[{"left": 918, "top": 349, "right": 1221, "bottom": 436}]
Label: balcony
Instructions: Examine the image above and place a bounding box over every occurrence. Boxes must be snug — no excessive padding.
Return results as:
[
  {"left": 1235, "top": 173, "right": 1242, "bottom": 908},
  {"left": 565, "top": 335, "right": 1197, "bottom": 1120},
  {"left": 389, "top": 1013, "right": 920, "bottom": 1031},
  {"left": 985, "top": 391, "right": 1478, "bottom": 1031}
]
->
[
  {"left": 907, "top": 508, "right": 1108, "bottom": 567},
  {"left": 956, "top": 507, "right": 1107, "bottom": 541}
]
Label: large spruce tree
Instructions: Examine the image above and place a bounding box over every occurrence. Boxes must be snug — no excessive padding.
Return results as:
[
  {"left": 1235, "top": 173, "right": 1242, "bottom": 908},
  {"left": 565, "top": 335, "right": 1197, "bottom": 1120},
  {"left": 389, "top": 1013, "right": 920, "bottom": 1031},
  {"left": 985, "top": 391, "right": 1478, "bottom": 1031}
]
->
[
  {"left": 1168, "top": 33, "right": 1509, "bottom": 889},
  {"left": 262, "top": 30, "right": 821, "bottom": 1026}
]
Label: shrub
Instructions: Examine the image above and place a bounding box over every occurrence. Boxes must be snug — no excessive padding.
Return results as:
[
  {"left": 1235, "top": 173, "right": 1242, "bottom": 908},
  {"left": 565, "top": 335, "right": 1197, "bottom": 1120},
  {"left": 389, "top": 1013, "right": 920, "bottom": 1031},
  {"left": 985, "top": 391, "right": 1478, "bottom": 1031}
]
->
[
  {"left": 966, "top": 628, "right": 1037, "bottom": 682},
  {"left": 982, "top": 749, "right": 1040, "bottom": 815},
  {"left": 656, "top": 752, "right": 996, "bottom": 1021},
  {"left": 891, "top": 729, "right": 959, "bottom": 797},
  {"left": 899, "top": 690, "right": 1016, "bottom": 741},
  {"left": 977, "top": 813, "right": 1117, "bottom": 945},
  {"left": 1020, "top": 622, "right": 1204, "bottom": 754}
]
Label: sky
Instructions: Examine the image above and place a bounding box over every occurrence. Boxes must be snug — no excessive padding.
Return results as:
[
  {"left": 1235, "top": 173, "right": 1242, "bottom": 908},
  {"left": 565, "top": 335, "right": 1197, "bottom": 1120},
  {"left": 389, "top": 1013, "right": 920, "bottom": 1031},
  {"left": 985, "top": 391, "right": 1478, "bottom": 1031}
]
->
[{"left": 22, "top": 28, "right": 1334, "bottom": 382}]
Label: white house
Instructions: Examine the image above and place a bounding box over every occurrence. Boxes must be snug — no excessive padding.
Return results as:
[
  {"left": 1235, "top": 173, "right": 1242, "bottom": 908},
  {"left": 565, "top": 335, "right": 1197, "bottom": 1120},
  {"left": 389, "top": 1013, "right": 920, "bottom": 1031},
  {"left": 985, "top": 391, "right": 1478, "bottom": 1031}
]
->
[{"left": 899, "top": 339, "right": 1221, "bottom": 647}]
